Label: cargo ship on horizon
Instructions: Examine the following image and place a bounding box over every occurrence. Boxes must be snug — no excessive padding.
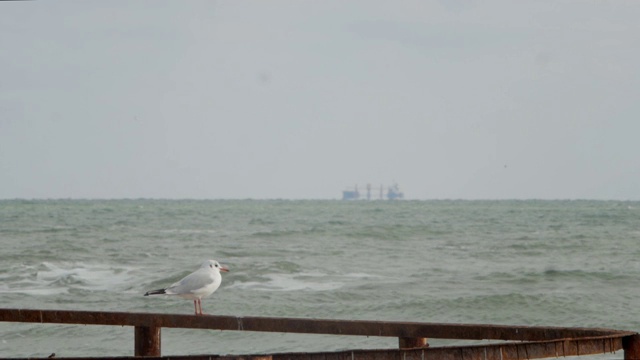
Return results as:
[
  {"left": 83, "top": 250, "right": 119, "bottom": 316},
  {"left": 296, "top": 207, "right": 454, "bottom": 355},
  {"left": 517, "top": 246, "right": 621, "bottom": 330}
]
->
[{"left": 342, "top": 183, "right": 404, "bottom": 200}]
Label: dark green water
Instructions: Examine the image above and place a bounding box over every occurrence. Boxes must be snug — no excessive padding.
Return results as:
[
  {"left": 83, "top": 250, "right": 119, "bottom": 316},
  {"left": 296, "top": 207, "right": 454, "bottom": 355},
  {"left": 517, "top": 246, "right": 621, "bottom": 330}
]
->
[{"left": 1, "top": 200, "right": 638, "bottom": 358}]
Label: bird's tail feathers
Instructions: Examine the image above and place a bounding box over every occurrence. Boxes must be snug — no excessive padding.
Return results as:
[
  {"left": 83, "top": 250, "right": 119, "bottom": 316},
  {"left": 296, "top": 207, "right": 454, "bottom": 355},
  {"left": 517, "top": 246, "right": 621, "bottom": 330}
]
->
[{"left": 144, "top": 289, "right": 166, "bottom": 296}]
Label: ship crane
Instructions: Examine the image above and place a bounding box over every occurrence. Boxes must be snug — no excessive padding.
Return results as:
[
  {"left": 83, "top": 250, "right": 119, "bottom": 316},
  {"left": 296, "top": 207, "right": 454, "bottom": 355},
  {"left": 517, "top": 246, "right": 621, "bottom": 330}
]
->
[{"left": 342, "top": 183, "right": 404, "bottom": 200}]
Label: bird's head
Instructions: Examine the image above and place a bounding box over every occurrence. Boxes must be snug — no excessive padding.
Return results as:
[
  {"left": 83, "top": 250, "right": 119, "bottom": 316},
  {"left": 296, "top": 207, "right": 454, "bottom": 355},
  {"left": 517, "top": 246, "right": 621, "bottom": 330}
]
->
[{"left": 203, "top": 259, "right": 229, "bottom": 273}]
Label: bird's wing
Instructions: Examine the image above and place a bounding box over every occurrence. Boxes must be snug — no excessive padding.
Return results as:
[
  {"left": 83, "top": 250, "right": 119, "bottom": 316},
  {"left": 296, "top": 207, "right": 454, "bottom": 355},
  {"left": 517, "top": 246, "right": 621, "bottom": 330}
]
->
[{"left": 166, "top": 269, "right": 214, "bottom": 295}]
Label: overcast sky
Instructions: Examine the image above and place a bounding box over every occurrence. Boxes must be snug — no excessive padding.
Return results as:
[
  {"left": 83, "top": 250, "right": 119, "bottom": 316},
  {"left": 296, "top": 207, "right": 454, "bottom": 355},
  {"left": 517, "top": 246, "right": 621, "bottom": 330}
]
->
[{"left": 1, "top": 1, "right": 639, "bottom": 200}]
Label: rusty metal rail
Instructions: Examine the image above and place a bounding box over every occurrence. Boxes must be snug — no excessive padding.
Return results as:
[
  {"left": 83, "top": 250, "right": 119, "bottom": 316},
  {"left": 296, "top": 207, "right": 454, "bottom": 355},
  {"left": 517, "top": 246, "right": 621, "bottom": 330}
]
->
[{"left": 1, "top": 308, "right": 638, "bottom": 360}]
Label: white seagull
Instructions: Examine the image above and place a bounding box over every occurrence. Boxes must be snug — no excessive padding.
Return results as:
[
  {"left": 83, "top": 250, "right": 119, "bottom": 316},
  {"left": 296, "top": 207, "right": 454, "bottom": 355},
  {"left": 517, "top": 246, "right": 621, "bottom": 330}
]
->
[{"left": 144, "top": 259, "right": 229, "bottom": 315}]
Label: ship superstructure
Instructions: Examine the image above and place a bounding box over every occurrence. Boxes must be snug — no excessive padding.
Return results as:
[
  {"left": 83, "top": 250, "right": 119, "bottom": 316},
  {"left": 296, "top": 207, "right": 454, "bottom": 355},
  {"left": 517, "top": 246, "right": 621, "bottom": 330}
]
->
[{"left": 342, "top": 183, "right": 404, "bottom": 200}]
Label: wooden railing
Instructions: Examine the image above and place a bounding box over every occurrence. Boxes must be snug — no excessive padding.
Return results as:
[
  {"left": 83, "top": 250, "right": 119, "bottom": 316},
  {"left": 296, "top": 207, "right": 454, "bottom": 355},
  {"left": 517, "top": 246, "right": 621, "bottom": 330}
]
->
[{"left": 1, "top": 308, "right": 638, "bottom": 359}]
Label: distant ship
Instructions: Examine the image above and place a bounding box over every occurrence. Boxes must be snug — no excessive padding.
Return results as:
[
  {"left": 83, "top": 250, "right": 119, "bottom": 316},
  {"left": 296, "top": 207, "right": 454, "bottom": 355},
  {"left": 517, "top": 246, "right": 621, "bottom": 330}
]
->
[
  {"left": 342, "top": 183, "right": 404, "bottom": 200},
  {"left": 386, "top": 183, "right": 404, "bottom": 200}
]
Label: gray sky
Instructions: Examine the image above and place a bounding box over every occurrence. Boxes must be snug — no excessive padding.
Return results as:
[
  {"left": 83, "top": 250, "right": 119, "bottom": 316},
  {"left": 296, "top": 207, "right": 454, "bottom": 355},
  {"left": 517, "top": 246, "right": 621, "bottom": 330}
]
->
[{"left": 1, "top": 1, "right": 639, "bottom": 200}]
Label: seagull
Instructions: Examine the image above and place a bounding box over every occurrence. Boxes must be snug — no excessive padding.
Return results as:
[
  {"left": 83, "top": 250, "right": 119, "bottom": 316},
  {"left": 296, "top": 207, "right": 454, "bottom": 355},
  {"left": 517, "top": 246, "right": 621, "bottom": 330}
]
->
[{"left": 144, "top": 259, "right": 229, "bottom": 315}]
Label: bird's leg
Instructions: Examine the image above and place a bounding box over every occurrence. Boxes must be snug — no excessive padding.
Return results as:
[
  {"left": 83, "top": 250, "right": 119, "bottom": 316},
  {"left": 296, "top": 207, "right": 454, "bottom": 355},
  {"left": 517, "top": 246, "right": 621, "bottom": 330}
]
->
[
  {"left": 197, "top": 299, "right": 203, "bottom": 315},
  {"left": 193, "top": 300, "right": 198, "bottom": 315}
]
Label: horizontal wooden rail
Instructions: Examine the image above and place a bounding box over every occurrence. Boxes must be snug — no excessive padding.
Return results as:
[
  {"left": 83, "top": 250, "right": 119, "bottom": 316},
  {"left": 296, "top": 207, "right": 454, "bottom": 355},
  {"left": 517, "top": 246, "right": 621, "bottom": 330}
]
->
[
  {"left": 1, "top": 308, "right": 638, "bottom": 360},
  {"left": 0, "top": 308, "right": 630, "bottom": 340}
]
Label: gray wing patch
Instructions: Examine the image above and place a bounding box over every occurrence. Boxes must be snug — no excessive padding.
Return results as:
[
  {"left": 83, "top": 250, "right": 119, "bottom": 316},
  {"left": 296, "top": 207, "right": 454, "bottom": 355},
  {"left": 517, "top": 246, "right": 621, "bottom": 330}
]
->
[{"left": 166, "top": 269, "right": 214, "bottom": 294}]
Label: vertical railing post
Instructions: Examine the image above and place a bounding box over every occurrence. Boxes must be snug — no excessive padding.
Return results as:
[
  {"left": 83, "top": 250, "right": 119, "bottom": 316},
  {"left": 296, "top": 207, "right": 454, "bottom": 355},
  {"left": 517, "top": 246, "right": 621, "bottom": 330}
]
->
[
  {"left": 399, "top": 337, "right": 428, "bottom": 349},
  {"left": 624, "top": 334, "right": 640, "bottom": 360},
  {"left": 135, "top": 325, "right": 161, "bottom": 356}
]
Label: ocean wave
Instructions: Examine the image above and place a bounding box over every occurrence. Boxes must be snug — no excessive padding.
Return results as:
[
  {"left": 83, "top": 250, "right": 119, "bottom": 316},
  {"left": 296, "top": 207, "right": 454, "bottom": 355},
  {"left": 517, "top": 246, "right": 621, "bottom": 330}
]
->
[
  {"left": 227, "top": 272, "right": 383, "bottom": 292},
  {"left": 228, "top": 273, "right": 344, "bottom": 292},
  {"left": 0, "top": 262, "right": 139, "bottom": 296}
]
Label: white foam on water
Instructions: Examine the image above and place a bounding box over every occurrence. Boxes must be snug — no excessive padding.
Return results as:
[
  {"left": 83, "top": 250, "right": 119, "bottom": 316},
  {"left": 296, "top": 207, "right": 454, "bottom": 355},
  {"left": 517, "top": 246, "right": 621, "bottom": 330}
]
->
[
  {"left": 0, "top": 262, "right": 140, "bottom": 295},
  {"left": 0, "top": 286, "right": 68, "bottom": 296},
  {"left": 229, "top": 272, "right": 382, "bottom": 292}
]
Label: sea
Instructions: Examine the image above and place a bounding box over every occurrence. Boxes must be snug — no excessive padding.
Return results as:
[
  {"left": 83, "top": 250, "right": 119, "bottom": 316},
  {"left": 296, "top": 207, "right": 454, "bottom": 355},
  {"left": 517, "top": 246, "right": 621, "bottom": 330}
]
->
[{"left": 1, "top": 199, "right": 639, "bottom": 359}]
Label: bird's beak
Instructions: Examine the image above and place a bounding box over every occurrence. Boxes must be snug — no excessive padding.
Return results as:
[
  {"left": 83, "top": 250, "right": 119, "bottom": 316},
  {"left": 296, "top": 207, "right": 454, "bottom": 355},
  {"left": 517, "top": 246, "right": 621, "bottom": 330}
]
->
[{"left": 220, "top": 265, "right": 229, "bottom": 272}]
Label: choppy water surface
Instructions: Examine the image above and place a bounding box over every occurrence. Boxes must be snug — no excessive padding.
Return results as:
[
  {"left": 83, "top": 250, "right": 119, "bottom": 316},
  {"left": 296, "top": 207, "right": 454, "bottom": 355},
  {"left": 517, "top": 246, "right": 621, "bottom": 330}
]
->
[{"left": 1, "top": 200, "right": 639, "bottom": 358}]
